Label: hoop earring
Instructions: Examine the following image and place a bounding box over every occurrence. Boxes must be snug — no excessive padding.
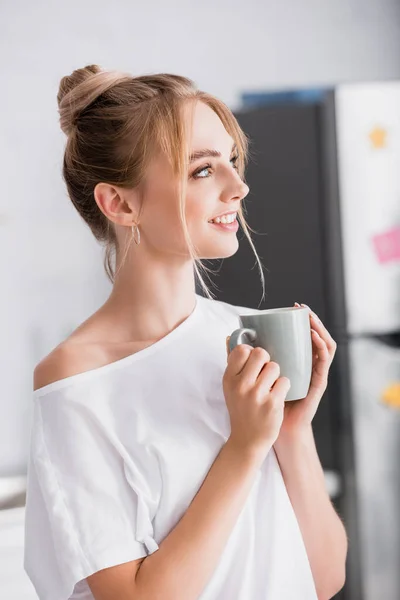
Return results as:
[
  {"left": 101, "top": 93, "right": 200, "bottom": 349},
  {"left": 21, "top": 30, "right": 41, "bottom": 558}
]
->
[{"left": 131, "top": 222, "right": 141, "bottom": 245}]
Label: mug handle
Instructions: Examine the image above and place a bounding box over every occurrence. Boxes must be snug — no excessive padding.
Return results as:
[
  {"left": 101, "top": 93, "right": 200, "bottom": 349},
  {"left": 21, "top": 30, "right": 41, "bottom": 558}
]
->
[{"left": 228, "top": 328, "right": 257, "bottom": 354}]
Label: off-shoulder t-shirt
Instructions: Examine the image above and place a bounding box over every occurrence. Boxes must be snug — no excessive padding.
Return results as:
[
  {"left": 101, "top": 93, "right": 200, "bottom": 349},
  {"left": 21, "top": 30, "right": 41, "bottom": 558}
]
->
[{"left": 23, "top": 293, "right": 318, "bottom": 600}]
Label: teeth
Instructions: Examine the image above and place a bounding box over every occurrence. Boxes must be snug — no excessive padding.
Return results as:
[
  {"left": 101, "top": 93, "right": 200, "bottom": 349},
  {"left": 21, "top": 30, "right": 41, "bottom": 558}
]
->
[{"left": 210, "top": 212, "right": 237, "bottom": 224}]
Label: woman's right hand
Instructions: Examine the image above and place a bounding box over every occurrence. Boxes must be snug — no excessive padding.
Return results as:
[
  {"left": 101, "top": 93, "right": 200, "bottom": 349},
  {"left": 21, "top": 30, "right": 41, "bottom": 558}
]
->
[{"left": 223, "top": 340, "right": 291, "bottom": 462}]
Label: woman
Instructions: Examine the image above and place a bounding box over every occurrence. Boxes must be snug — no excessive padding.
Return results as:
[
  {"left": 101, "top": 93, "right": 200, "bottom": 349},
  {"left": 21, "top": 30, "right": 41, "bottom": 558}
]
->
[{"left": 23, "top": 65, "right": 347, "bottom": 600}]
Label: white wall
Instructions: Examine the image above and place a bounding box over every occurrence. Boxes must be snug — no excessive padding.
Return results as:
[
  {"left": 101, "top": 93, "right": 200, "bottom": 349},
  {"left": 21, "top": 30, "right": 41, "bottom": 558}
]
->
[{"left": 0, "top": 0, "right": 399, "bottom": 475}]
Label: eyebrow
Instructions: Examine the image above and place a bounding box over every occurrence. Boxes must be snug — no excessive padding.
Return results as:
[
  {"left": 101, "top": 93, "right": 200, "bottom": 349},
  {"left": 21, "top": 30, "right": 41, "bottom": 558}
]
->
[{"left": 189, "top": 142, "right": 237, "bottom": 163}]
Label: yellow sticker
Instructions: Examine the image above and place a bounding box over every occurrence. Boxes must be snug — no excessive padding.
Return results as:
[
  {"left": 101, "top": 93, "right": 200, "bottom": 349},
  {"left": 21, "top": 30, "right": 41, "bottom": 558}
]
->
[
  {"left": 381, "top": 383, "right": 400, "bottom": 409},
  {"left": 369, "top": 126, "right": 388, "bottom": 149}
]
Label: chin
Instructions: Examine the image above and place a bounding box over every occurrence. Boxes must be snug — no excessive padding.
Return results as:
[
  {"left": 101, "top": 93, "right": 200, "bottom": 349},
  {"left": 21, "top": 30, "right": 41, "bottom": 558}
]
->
[{"left": 199, "top": 238, "right": 240, "bottom": 260}]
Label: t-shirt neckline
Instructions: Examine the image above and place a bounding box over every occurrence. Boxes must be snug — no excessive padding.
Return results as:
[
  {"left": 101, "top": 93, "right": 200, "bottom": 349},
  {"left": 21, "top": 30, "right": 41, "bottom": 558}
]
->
[{"left": 33, "top": 294, "right": 203, "bottom": 399}]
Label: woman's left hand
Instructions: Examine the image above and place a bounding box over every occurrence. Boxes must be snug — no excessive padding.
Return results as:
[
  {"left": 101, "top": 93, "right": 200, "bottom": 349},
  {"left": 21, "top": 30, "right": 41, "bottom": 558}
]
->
[{"left": 278, "top": 303, "right": 337, "bottom": 438}]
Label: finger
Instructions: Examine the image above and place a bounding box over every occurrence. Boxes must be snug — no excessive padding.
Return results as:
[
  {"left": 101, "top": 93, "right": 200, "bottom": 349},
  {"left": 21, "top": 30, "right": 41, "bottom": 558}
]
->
[
  {"left": 311, "top": 329, "right": 330, "bottom": 361},
  {"left": 269, "top": 376, "right": 291, "bottom": 402},
  {"left": 310, "top": 318, "right": 337, "bottom": 352},
  {"left": 301, "top": 304, "right": 337, "bottom": 351},
  {"left": 255, "top": 360, "right": 283, "bottom": 394},
  {"left": 226, "top": 343, "right": 254, "bottom": 376},
  {"left": 240, "top": 347, "right": 273, "bottom": 383}
]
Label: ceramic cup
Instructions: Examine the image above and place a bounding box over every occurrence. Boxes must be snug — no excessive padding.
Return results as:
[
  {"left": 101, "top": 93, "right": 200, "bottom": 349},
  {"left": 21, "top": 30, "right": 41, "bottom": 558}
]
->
[{"left": 228, "top": 306, "right": 312, "bottom": 401}]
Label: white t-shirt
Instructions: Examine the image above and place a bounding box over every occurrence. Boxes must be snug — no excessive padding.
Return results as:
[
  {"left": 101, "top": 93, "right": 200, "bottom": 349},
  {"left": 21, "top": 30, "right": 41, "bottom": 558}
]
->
[{"left": 23, "top": 293, "right": 318, "bottom": 600}]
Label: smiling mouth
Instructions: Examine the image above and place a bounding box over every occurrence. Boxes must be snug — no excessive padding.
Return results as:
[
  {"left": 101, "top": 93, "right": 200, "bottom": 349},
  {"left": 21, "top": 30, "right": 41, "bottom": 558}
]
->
[
  {"left": 208, "top": 216, "right": 239, "bottom": 232},
  {"left": 208, "top": 211, "right": 237, "bottom": 224}
]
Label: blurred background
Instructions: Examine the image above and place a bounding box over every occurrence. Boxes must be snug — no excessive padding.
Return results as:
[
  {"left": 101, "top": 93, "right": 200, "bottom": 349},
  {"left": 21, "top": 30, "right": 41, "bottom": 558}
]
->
[{"left": 1, "top": 1, "right": 400, "bottom": 599}]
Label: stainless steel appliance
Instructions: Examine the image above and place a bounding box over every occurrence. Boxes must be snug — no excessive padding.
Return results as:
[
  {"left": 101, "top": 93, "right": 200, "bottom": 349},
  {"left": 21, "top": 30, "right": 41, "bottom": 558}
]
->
[{"left": 334, "top": 83, "right": 400, "bottom": 600}]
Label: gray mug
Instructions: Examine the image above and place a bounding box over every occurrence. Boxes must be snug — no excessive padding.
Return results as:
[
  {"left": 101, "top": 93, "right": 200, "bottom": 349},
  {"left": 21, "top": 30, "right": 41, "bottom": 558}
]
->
[{"left": 228, "top": 306, "right": 312, "bottom": 401}]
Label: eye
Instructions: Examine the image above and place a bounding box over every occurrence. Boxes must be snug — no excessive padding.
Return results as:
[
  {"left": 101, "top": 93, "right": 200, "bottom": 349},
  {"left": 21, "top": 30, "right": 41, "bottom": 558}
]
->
[
  {"left": 230, "top": 154, "right": 239, "bottom": 170},
  {"left": 192, "top": 163, "right": 212, "bottom": 179},
  {"left": 191, "top": 155, "right": 240, "bottom": 180}
]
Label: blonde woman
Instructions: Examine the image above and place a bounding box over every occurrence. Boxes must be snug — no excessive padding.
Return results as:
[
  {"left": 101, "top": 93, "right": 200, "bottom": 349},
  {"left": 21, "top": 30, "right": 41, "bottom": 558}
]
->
[{"left": 23, "top": 65, "right": 347, "bottom": 600}]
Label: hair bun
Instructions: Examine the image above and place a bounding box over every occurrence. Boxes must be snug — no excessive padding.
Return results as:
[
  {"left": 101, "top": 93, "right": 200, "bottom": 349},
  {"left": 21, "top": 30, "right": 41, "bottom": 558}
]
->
[{"left": 57, "top": 64, "right": 132, "bottom": 136}]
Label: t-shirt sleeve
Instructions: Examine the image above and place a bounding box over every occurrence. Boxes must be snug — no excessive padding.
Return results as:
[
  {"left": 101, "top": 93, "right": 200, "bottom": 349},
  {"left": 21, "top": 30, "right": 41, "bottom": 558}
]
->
[{"left": 23, "top": 387, "right": 161, "bottom": 600}]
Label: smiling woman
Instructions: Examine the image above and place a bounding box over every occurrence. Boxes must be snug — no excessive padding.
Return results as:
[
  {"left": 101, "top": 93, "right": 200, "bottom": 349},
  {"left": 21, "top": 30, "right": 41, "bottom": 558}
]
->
[
  {"left": 52, "top": 65, "right": 265, "bottom": 301},
  {"left": 23, "top": 64, "right": 329, "bottom": 600}
]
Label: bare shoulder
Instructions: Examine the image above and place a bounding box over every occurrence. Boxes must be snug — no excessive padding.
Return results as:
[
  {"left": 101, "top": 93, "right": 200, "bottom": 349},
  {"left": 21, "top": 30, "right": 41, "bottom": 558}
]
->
[
  {"left": 33, "top": 336, "right": 106, "bottom": 392},
  {"left": 33, "top": 306, "right": 152, "bottom": 393}
]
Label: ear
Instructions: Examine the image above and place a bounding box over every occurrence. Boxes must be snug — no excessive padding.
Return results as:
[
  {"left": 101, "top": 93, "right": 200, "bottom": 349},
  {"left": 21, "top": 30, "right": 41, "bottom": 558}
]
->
[{"left": 94, "top": 182, "right": 140, "bottom": 227}]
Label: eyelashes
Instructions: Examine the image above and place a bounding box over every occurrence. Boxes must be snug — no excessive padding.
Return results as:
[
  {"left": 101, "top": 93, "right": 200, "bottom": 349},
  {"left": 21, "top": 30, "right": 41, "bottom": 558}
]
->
[{"left": 191, "top": 154, "right": 240, "bottom": 180}]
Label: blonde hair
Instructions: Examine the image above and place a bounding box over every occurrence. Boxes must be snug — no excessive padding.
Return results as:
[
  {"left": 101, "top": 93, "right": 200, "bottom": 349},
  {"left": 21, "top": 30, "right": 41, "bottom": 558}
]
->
[{"left": 57, "top": 64, "right": 265, "bottom": 301}]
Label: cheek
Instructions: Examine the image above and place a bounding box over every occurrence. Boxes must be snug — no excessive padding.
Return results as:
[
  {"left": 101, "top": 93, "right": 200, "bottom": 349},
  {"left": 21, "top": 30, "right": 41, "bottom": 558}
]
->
[
  {"left": 143, "top": 193, "right": 189, "bottom": 250},
  {"left": 185, "top": 187, "right": 213, "bottom": 225},
  {"left": 148, "top": 209, "right": 182, "bottom": 245},
  {"left": 143, "top": 180, "right": 179, "bottom": 226}
]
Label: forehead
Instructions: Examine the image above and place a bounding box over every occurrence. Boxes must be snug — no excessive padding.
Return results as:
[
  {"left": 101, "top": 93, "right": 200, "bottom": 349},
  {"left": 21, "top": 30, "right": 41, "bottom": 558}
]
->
[{"left": 186, "top": 101, "right": 234, "bottom": 152}]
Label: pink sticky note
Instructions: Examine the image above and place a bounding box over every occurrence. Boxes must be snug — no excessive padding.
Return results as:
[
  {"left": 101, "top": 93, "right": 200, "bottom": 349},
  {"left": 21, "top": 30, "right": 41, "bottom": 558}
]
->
[{"left": 371, "top": 225, "right": 400, "bottom": 264}]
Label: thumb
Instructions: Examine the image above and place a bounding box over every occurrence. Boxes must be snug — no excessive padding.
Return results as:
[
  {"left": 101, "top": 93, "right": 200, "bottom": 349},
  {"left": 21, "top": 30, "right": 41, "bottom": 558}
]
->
[{"left": 226, "top": 336, "right": 231, "bottom": 358}]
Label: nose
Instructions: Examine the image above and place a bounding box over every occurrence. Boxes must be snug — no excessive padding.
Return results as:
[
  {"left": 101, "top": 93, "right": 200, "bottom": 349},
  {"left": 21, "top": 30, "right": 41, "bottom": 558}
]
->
[
  {"left": 223, "top": 172, "right": 249, "bottom": 205},
  {"left": 238, "top": 179, "right": 250, "bottom": 200}
]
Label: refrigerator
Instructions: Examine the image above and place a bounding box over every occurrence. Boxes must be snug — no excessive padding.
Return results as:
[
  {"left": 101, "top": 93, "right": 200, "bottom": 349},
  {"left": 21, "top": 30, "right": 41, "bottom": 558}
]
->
[{"left": 197, "top": 82, "right": 400, "bottom": 599}]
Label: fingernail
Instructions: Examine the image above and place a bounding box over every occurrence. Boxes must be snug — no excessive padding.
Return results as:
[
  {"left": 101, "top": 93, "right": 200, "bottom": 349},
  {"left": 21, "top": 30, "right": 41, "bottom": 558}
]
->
[{"left": 301, "top": 303, "right": 310, "bottom": 309}]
